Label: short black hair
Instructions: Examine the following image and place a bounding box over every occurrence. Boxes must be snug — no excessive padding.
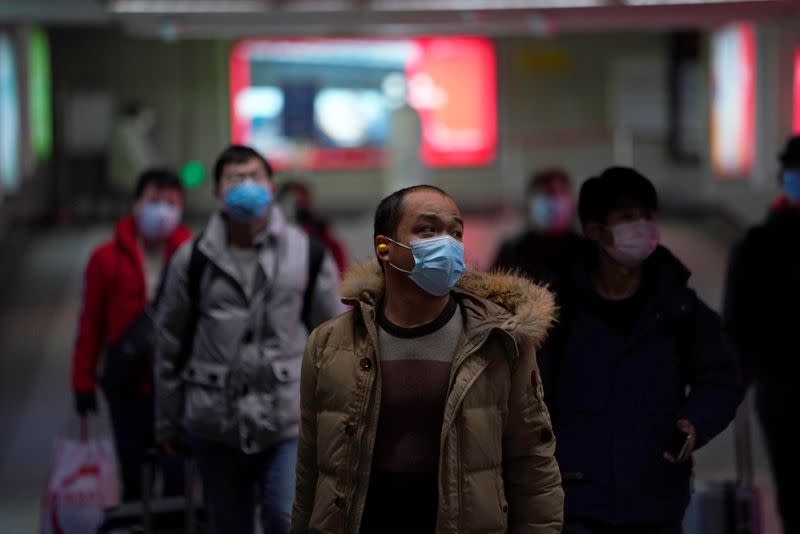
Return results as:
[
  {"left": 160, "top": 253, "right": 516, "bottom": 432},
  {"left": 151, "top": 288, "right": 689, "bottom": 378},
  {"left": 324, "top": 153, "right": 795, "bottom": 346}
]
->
[
  {"left": 134, "top": 168, "right": 183, "bottom": 199},
  {"left": 779, "top": 136, "right": 800, "bottom": 169},
  {"left": 373, "top": 185, "right": 450, "bottom": 239},
  {"left": 527, "top": 167, "right": 571, "bottom": 195},
  {"left": 213, "top": 145, "right": 274, "bottom": 185},
  {"left": 578, "top": 166, "right": 658, "bottom": 224}
]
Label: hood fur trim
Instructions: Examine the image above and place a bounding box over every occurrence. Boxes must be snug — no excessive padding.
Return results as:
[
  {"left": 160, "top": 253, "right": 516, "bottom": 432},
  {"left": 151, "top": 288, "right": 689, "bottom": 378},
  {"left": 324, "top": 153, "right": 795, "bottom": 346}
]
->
[{"left": 341, "top": 261, "right": 556, "bottom": 348}]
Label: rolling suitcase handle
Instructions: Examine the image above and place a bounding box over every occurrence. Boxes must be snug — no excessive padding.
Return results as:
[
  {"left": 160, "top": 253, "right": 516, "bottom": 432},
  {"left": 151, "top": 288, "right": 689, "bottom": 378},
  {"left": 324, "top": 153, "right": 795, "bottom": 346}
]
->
[
  {"left": 142, "top": 449, "right": 156, "bottom": 534},
  {"left": 733, "top": 402, "right": 753, "bottom": 490},
  {"left": 184, "top": 449, "right": 198, "bottom": 534},
  {"left": 731, "top": 401, "right": 761, "bottom": 534},
  {"left": 141, "top": 448, "right": 199, "bottom": 534}
]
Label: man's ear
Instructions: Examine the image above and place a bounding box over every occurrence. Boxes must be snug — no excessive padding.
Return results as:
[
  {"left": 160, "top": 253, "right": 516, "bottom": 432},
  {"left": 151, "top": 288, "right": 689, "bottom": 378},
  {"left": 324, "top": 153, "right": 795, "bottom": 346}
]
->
[{"left": 375, "top": 236, "right": 390, "bottom": 263}]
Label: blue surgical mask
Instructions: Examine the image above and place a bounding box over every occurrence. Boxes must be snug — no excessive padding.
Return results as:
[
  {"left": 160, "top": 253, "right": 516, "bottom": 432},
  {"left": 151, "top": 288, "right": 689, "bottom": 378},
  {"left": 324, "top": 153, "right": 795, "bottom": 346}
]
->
[
  {"left": 135, "top": 202, "right": 181, "bottom": 241},
  {"left": 783, "top": 170, "right": 800, "bottom": 204},
  {"left": 529, "top": 194, "right": 573, "bottom": 232},
  {"left": 386, "top": 235, "right": 466, "bottom": 296},
  {"left": 225, "top": 180, "right": 272, "bottom": 223}
]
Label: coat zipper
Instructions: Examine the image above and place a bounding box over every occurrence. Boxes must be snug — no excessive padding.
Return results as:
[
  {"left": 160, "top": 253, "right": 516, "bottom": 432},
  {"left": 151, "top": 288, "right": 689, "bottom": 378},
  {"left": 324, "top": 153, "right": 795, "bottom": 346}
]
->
[
  {"left": 436, "top": 327, "right": 504, "bottom": 532},
  {"left": 343, "top": 309, "right": 381, "bottom": 534}
]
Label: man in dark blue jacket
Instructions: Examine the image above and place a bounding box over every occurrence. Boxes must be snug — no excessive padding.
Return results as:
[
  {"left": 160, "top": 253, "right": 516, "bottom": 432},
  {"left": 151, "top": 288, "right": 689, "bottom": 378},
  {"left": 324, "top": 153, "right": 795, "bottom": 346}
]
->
[
  {"left": 540, "top": 167, "right": 743, "bottom": 534},
  {"left": 723, "top": 136, "right": 800, "bottom": 534}
]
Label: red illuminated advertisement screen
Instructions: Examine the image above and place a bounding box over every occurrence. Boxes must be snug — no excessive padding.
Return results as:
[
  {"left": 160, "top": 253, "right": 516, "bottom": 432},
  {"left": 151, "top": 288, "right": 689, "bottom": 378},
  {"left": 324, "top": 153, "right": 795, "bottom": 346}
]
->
[
  {"left": 229, "top": 38, "right": 497, "bottom": 170},
  {"left": 710, "top": 24, "right": 755, "bottom": 178},
  {"left": 794, "top": 49, "right": 800, "bottom": 134}
]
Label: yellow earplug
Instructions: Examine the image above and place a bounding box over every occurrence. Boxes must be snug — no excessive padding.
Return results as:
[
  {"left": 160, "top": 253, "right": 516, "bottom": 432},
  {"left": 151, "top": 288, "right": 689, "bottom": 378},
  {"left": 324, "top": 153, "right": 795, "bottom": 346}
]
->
[{"left": 377, "top": 243, "right": 390, "bottom": 254}]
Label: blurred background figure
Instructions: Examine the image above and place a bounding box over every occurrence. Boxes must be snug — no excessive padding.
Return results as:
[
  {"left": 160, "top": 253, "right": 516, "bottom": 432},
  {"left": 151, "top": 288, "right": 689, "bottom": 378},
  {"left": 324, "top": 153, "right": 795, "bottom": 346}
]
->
[
  {"left": 492, "top": 167, "right": 581, "bottom": 289},
  {"left": 109, "top": 102, "right": 162, "bottom": 195},
  {"left": 541, "top": 167, "right": 742, "bottom": 534},
  {"left": 382, "top": 72, "right": 427, "bottom": 197},
  {"left": 70, "top": 168, "right": 190, "bottom": 502},
  {"left": 277, "top": 180, "right": 348, "bottom": 276},
  {"left": 723, "top": 135, "right": 800, "bottom": 534}
]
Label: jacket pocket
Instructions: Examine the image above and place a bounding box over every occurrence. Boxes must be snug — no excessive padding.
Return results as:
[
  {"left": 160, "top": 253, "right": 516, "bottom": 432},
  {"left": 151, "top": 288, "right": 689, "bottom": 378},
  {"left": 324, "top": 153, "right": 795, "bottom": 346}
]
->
[
  {"left": 182, "top": 361, "right": 231, "bottom": 440},
  {"left": 235, "top": 357, "right": 302, "bottom": 453},
  {"left": 270, "top": 357, "right": 302, "bottom": 427}
]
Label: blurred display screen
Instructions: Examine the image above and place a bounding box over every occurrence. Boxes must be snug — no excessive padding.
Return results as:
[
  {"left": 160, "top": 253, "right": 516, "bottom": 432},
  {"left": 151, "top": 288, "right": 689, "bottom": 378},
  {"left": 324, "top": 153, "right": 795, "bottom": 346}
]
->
[
  {"left": 710, "top": 24, "right": 755, "bottom": 179},
  {"left": 794, "top": 49, "right": 800, "bottom": 134},
  {"left": 0, "top": 33, "right": 20, "bottom": 194},
  {"left": 230, "top": 37, "right": 497, "bottom": 170}
]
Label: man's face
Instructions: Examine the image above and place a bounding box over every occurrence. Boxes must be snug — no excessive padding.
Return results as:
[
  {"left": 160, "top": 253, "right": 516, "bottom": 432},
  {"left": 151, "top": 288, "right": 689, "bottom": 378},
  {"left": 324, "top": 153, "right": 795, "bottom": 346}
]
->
[
  {"left": 584, "top": 201, "right": 656, "bottom": 248},
  {"left": 782, "top": 166, "right": 800, "bottom": 204},
  {"left": 529, "top": 178, "right": 574, "bottom": 232},
  {"left": 377, "top": 189, "right": 464, "bottom": 272},
  {"left": 215, "top": 157, "right": 273, "bottom": 201},
  {"left": 133, "top": 183, "right": 183, "bottom": 213}
]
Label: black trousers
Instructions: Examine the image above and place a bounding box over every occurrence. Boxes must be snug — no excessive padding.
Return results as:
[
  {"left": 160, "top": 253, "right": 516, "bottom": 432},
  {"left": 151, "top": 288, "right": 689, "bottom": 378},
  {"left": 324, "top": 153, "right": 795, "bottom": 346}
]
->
[
  {"left": 360, "top": 470, "right": 438, "bottom": 533},
  {"left": 563, "top": 519, "right": 682, "bottom": 534},
  {"left": 757, "top": 385, "right": 798, "bottom": 534},
  {"left": 106, "top": 392, "right": 184, "bottom": 502}
]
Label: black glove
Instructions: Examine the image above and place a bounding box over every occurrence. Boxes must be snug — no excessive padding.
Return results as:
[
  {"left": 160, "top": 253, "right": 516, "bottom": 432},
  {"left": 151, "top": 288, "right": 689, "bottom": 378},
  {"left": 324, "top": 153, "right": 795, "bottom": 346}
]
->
[{"left": 74, "top": 390, "right": 98, "bottom": 416}]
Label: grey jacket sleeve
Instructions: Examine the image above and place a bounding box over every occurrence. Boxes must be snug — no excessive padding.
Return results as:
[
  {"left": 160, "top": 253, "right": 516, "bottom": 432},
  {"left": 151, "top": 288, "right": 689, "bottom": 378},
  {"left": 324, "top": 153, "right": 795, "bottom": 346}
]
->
[
  {"left": 154, "top": 242, "right": 193, "bottom": 443},
  {"left": 307, "top": 251, "right": 345, "bottom": 330}
]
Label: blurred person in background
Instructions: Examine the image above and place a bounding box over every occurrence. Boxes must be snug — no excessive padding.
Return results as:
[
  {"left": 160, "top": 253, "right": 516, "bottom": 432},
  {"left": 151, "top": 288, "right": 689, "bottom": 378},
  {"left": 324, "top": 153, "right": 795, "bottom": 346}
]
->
[
  {"left": 492, "top": 168, "right": 581, "bottom": 289},
  {"left": 155, "top": 145, "right": 342, "bottom": 534},
  {"left": 109, "top": 102, "right": 162, "bottom": 194},
  {"left": 71, "top": 168, "right": 191, "bottom": 501},
  {"left": 540, "top": 167, "right": 742, "bottom": 534},
  {"left": 276, "top": 180, "right": 348, "bottom": 276},
  {"left": 723, "top": 135, "right": 800, "bottom": 533},
  {"left": 292, "top": 185, "right": 564, "bottom": 533}
]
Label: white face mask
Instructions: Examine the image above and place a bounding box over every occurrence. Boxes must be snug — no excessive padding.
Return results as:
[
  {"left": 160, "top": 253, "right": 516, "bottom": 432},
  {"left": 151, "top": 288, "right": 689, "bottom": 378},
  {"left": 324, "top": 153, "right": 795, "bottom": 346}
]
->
[
  {"left": 135, "top": 201, "right": 182, "bottom": 241},
  {"left": 603, "top": 219, "right": 660, "bottom": 268}
]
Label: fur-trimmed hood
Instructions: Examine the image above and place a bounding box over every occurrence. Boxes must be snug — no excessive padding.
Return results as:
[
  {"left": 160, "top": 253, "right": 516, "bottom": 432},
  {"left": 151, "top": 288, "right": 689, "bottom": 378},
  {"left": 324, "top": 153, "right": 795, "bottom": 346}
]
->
[{"left": 341, "top": 261, "right": 556, "bottom": 349}]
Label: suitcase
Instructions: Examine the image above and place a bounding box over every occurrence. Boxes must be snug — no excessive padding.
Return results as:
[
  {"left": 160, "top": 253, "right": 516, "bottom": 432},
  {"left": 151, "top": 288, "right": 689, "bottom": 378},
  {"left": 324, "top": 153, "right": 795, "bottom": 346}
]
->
[
  {"left": 682, "top": 403, "right": 763, "bottom": 534},
  {"left": 98, "top": 448, "right": 203, "bottom": 533}
]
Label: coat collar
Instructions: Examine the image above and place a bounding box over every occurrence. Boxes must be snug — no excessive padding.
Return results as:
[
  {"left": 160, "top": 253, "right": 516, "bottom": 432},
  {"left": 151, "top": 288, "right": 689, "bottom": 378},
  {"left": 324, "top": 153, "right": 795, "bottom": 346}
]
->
[
  {"left": 569, "top": 243, "right": 690, "bottom": 301},
  {"left": 197, "top": 208, "right": 288, "bottom": 291},
  {"left": 341, "top": 261, "right": 556, "bottom": 351}
]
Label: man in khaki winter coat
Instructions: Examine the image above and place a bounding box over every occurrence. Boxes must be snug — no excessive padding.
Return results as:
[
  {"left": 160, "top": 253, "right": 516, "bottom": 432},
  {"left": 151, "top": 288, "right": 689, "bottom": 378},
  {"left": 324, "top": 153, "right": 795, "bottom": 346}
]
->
[{"left": 292, "top": 185, "right": 564, "bottom": 533}]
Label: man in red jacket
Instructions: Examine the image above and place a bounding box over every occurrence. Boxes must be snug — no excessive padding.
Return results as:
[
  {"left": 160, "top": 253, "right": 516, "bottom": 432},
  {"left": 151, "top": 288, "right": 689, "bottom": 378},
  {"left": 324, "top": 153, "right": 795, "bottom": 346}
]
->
[{"left": 71, "top": 168, "right": 192, "bottom": 501}]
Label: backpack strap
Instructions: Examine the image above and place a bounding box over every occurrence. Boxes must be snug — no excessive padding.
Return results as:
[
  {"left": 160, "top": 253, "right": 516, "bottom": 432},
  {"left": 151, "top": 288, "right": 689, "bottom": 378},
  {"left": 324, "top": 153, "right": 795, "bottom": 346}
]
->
[
  {"left": 302, "top": 236, "right": 326, "bottom": 332},
  {"left": 176, "top": 234, "right": 208, "bottom": 374}
]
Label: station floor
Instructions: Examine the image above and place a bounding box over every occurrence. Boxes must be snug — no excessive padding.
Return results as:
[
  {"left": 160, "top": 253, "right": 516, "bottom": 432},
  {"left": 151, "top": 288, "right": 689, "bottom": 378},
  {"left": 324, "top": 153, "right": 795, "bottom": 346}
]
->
[{"left": 0, "top": 211, "right": 782, "bottom": 533}]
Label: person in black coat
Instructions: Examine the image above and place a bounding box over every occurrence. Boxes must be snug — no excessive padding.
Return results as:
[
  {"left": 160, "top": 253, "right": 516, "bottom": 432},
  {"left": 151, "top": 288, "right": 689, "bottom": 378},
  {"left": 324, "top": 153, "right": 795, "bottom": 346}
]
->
[
  {"left": 492, "top": 168, "right": 582, "bottom": 289},
  {"left": 723, "top": 135, "right": 800, "bottom": 534},
  {"left": 540, "top": 167, "right": 743, "bottom": 534}
]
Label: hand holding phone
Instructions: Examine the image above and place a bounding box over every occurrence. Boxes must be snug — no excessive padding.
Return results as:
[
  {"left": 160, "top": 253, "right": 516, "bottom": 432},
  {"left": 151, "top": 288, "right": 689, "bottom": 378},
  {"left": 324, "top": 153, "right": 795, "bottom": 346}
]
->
[{"left": 664, "top": 419, "right": 696, "bottom": 464}]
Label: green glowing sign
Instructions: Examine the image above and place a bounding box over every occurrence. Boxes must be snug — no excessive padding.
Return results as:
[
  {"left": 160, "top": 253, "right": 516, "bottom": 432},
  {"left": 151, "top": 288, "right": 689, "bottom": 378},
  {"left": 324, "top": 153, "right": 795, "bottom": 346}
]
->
[
  {"left": 28, "top": 27, "right": 52, "bottom": 161},
  {"left": 180, "top": 160, "right": 205, "bottom": 189}
]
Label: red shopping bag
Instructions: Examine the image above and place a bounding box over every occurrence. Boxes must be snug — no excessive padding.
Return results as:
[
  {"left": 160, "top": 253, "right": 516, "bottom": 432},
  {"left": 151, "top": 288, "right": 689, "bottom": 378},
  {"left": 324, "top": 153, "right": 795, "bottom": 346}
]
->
[{"left": 41, "top": 419, "right": 119, "bottom": 534}]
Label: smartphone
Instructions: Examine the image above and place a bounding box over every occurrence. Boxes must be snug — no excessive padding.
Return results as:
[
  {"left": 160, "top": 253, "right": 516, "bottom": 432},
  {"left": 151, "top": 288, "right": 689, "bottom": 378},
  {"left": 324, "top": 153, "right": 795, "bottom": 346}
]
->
[{"left": 668, "top": 428, "right": 690, "bottom": 459}]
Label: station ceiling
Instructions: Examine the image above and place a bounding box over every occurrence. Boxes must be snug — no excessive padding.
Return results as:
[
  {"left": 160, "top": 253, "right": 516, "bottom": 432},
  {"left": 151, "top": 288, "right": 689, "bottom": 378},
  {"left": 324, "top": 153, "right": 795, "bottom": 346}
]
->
[{"left": 0, "top": 0, "right": 797, "bottom": 37}]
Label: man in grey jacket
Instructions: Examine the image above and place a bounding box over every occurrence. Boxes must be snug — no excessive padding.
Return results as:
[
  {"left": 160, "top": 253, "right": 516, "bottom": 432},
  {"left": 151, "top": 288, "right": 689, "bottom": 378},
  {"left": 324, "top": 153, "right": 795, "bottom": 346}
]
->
[{"left": 155, "top": 145, "right": 343, "bottom": 534}]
